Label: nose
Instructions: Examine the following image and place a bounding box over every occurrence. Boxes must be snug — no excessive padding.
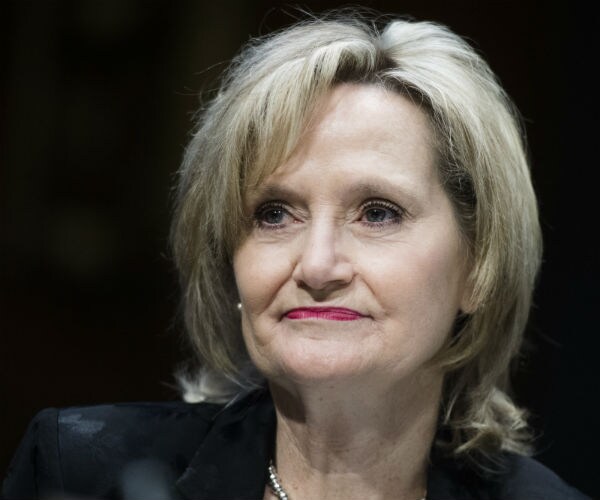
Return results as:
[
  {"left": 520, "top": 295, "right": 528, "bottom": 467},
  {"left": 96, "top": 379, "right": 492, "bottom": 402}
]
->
[{"left": 292, "top": 220, "right": 354, "bottom": 292}]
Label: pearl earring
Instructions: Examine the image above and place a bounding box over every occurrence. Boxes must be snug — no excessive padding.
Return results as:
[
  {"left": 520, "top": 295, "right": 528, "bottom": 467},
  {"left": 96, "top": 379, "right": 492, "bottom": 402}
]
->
[{"left": 236, "top": 302, "right": 242, "bottom": 311}]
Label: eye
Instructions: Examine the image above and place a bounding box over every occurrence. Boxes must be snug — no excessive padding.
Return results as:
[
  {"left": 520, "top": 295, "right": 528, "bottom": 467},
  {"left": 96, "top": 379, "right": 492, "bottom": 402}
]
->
[
  {"left": 254, "top": 202, "right": 293, "bottom": 229},
  {"left": 359, "top": 200, "right": 402, "bottom": 226}
]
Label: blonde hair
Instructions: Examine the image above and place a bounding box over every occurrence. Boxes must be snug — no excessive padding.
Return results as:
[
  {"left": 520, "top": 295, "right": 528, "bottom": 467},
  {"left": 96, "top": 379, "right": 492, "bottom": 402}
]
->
[{"left": 171, "top": 12, "right": 542, "bottom": 465}]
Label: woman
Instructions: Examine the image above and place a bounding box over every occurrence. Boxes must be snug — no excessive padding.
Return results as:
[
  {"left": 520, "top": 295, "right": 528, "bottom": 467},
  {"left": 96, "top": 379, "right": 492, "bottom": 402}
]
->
[{"left": 2, "top": 11, "right": 589, "bottom": 500}]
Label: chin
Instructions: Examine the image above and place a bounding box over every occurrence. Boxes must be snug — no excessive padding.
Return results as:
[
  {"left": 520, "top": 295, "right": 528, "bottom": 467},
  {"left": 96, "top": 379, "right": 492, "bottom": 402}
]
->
[{"left": 257, "top": 342, "right": 376, "bottom": 388}]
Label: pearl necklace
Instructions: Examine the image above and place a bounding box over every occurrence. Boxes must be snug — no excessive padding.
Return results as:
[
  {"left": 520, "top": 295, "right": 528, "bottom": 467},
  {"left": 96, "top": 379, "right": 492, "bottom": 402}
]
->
[
  {"left": 267, "top": 460, "right": 427, "bottom": 500},
  {"left": 267, "top": 461, "right": 289, "bottom": 500}
]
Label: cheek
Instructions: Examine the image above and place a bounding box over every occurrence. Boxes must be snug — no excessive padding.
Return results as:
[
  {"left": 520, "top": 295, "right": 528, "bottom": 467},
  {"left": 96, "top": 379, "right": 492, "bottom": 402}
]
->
[
  {"left": 365, "top": 236, "right": 465, "bottom": 324},
  {"left": 233, "top": 241, "right": 292, "bottom": 311}
]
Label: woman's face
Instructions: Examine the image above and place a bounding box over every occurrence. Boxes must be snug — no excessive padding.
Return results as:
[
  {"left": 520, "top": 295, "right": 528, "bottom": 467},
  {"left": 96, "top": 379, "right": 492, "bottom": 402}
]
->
[{"left": 233, "top": 84, "right": 472, "bottom": 391}]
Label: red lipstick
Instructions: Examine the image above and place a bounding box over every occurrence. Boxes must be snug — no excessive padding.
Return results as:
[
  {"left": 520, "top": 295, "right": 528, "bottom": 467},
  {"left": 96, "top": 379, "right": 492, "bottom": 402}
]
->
[{"left": 284, "top": 307, "right": 366, "bottom": 321}]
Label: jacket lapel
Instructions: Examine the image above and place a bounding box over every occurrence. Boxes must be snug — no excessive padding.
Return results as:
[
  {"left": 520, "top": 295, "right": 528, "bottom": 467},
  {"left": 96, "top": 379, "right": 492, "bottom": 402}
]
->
[
  {"left": 175, "top": 389, "right": 275, "bottom": 500},
  {"left": 175, "top": 389, "right": 483, "bottom": 500}
]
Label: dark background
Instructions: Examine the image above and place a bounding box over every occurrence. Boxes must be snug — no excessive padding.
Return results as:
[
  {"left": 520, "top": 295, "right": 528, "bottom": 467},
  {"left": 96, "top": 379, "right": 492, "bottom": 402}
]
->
[{"left": 1, "top": 1, "right": 597, "bottom": 497}]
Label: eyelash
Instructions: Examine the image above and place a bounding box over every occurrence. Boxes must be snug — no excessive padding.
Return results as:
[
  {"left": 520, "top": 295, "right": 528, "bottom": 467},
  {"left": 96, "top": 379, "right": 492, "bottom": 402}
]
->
[
  {"left": 252, "top": 199, "right": 403, "bottom": 230},
  {"left": 359, "top": 199, "right": 403, "bottom": 227},
  {"left": 253, "top": 201, "right": 290, "bottom": 230}
]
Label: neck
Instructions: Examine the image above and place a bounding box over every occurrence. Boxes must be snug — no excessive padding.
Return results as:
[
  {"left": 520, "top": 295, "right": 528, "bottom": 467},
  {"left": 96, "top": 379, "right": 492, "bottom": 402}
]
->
[{"left": 267, "top": 372, "right": 442, "bottom": 500}]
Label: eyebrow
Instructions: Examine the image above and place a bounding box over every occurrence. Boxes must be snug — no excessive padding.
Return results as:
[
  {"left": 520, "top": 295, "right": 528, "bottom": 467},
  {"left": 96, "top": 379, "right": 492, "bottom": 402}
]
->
[
  {"left": 246, "top": 184, "right": 302, "bottom": 204},
  {"left": 246, "top": 178, "right": 422, "bottom": 210},
  {"left": 348, "top": 181, "right": 417, "bottom": 200}
]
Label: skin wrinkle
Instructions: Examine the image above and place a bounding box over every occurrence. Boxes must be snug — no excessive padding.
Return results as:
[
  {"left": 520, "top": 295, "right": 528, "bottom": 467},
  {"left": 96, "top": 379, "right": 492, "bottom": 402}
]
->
[
  {"left": 234, "top": 83, "right": 471, "bottom": 499},
  {"left": 247, "top": 180, "right": 424, "bottom": 227},
  {"left": 170, "top": 17, "right": 540, "bottom": 473}
]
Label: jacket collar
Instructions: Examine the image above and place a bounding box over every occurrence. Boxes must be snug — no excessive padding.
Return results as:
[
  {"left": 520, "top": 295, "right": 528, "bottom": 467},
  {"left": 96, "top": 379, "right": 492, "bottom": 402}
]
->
[
  {"left": 175, "top": 389, "right": 485, "bottom": 500},
  {"left": 176, "top": 389, "right": 275, "bottom": 500}
]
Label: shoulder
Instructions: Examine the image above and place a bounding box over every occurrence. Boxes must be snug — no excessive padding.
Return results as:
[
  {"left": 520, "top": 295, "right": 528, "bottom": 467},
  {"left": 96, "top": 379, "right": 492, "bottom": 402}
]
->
[
  {"left": 2, "top": 400, "right": 224, "bottom": 500},
  {"left": 56, "top": 399, "right": 222, "bottom": 445},
  {"left": 491, "top": 453, "right": 591, "bottom": 500},
  {"left": 429, "top": 452, "right": 591, "bottom": 500}
]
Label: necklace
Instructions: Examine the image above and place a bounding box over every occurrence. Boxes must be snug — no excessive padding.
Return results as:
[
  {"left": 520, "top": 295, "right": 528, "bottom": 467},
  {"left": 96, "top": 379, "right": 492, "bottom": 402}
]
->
[
  {"left": 267, "top": 461, "right": 289, "bottom": 500},
  {"left": 267, "top": 460, "right": 427, "bottom": 500}
]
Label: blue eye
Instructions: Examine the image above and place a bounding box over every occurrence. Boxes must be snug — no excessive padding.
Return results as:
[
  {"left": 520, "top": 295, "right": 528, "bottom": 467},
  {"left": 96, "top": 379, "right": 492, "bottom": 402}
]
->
[
  {"left": 364, "top": 207, "right": 393, "bottom": 222},
  {"left": 254, "top": 202, "right": 291, "bottom": 228},
  {"left": 262, "top": 208, "right": 286, "bottom": 224},
  {"left": 360, "top": 200, "right": 402, "bottom": 225}
]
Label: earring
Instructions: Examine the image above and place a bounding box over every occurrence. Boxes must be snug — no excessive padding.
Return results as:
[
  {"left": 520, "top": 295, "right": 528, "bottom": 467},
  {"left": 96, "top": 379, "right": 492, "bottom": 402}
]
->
[{"left": 236, "top": 302, "right": 242, "bottom": 311}]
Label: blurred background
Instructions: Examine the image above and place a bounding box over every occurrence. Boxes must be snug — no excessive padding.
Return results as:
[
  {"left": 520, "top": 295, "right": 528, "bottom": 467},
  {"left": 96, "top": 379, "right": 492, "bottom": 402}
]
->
[{"left": 0, "top": 1, "right": 596, "bottom": 497}]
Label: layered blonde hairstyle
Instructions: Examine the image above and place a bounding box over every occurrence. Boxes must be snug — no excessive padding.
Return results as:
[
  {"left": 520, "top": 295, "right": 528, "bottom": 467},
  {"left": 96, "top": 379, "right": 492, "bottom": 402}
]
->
[{"left": 171, "top": 11, "right": 542, "bottom": 465}]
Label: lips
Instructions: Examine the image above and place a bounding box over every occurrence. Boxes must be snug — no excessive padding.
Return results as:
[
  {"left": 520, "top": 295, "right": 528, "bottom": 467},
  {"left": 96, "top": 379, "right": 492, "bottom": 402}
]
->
[{"left": 284, "top": 307, "right": 367, "bottom": 321}]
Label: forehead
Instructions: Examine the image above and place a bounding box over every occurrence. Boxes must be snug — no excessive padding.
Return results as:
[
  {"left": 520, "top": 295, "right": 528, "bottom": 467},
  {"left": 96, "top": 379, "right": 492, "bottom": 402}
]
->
[
  {"left": 304, "top": 83, "right": 434, "bottom": 157},
  {"left": 244, "top": 83, "right": 438, "bottom": 199}
]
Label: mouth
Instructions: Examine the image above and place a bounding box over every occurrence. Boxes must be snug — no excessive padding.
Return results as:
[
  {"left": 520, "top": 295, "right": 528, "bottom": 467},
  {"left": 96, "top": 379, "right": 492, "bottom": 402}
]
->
[{"left": 283, "top": 307, "right": 368, "bottom": 321}]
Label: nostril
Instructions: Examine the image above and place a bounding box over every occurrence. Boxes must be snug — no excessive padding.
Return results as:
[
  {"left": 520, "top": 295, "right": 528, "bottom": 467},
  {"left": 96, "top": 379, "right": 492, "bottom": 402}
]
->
[
  {"left": 292, "top": 223, "right": 353, "bottom": 290},
  {"left": 292, "top": 260, "right": 354, "bottom": 292}
]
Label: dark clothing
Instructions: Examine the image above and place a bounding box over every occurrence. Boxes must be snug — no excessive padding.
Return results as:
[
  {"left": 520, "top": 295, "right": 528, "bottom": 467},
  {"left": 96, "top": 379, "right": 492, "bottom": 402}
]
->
[{"left": 2, "top": 389, "right": 590, "bottom": 499}]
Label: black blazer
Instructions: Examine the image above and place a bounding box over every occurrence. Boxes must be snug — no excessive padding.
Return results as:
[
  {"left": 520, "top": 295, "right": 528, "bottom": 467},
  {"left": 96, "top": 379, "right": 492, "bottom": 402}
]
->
[{"left": 2, "top": 389, "right": 590, "bottom": 500}]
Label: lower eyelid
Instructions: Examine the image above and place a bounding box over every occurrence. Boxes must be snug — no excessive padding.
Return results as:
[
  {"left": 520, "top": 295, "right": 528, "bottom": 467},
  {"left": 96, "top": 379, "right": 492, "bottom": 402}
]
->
[
  {"left": 361, "top": 218, "right": 401, "bottom": 226},
  {"left": 361, "top": 205, "right": 401, "bottom": 219}
]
